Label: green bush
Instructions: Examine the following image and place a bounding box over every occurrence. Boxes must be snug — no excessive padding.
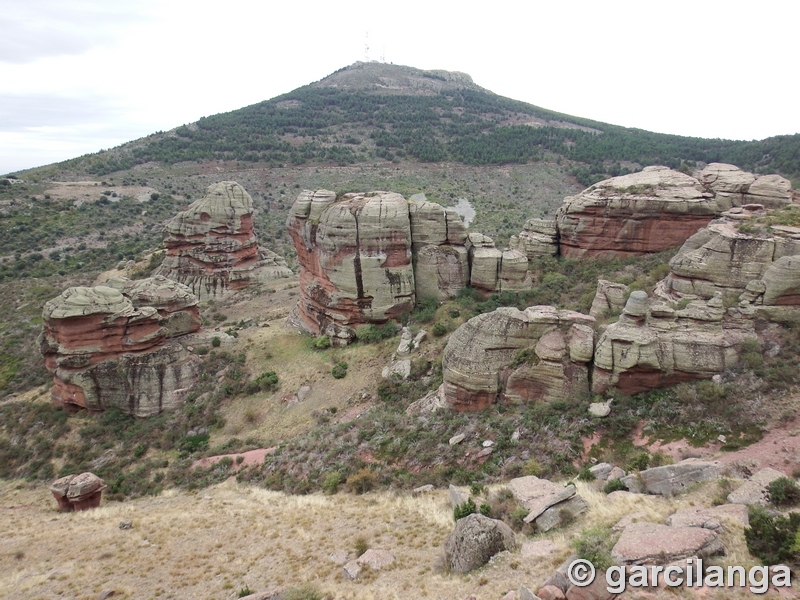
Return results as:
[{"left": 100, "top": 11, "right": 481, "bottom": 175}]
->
[
  {"left": 573, "top": 525, "right": 615, "bottom": 570},
  {"left": 331, "top": 361, "right": 348, "bottom": 379},
  {"left": 211, "top": 337, "right": 221, "bottom": 348},
  {"left": 454, "top": 497, "right": 477, "bottom": 521},
  {"left": 355, "top": 322, "right": 397, "bottom": 343},
  {"left": 312, "top": 335, "right": 331, "bottom": 350},
  {"left": 284, "top": 585, "right": 323, "bottom": 600},
  {"left": 769, "top": 477, "right": 800, "bottom": 507},
  {"left": 479, "top": 502, "right": 491, "bottom": 517},
  {"left": 626, "top": 452, "right": 651, "bottom": 472},
  {"left": 603, "top": 478, "right": 626, "bottom": 494},
  {"left": 322, "top": 471, "right": 344, "bottom": 494},
  {"left": 432, "top": 322, "right": 447, "bottom": 337},
  {"left": 745, "top": 507, "right": 800, "bottom": 564},
  {"left": 577, "top": 465, "right": 596, "bottom": 481},
  {"left": 247, "top": 371, "right": 279, "bottom": 394}
]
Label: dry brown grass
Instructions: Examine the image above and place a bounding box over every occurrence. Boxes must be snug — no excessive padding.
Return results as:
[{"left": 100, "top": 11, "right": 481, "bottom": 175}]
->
[{"left": 0, "top": 477, "right": 778, "bottom": 600}]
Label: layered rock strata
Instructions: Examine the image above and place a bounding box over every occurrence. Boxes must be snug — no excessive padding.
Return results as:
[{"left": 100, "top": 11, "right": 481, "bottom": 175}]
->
[
  {"left": 592, "top": 290, "right": 753, "bottom": 394},
  {"left": 155, "top": 181, "right": 291, "bottom": 299},
  {"left": 440, "top": 305, "right": 595, "bottom": 410},
  {"left": 50, "top": 472, "right": 107, "bottom": 511},
  {"left": 287, "top": 190, "right": 531, "bottom": 343},
  {"left": 664, "top": 217, "right": 800, "bottom": 321},
  {"left": 287, "top": 190, "right": 416, "bottom": 343},
  {"left": 698, "top": 163, "right": 794, "bottom": 209},
  {"left": 409, "top": 195, "right": 470, "bottom": 300},
  {"left": 40, "top": 278, "right": 201, "bottom": 417},
  {"left": 557, "top": 166, "right": 718, "bottom": 258},
  {"left": 510, "top": 218, "right": 558, "bottom": 258},
  {"left": 516, "top": 164, "right": 795, "bottom": 259}
]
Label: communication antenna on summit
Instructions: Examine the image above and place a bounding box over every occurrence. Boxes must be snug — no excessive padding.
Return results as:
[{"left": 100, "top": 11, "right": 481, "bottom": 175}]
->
[
  {"left": 364, "top": 31, "right": 370, "bottom": 61},
  {"left": 381, "top": 45, "right": 385, "bottom": 63}
]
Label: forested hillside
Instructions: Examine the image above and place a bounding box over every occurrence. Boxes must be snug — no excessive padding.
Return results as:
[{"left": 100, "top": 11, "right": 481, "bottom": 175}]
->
[{"left": 27, "top": 63, "right": 800, "bottom": 187}]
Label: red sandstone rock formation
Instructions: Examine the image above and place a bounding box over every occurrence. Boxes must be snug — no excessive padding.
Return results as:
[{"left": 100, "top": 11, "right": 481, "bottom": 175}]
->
[
  {"left": 50, "top": 473, "right": 107, "bottom": 511},
  {"left": 556, "top": 166, "right": 718, "bottom": 258},
  {"left": 40, "top": 278, "right": 201, "bottom": 417},
  {"left": 155, "top": 181, "right": 291, "bottom": 299},
  {"left": 287, "top": 190, "right": 415, "bottom": 343}
]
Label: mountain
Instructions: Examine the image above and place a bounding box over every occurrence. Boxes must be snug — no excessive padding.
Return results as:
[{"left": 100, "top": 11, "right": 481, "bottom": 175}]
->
[{"left": 25, "top": 61, "right": 800, "bottom": 186}]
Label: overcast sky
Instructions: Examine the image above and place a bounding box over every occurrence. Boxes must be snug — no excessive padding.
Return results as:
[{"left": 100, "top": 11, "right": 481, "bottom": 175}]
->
[{"left": 2, "top": 0, "right": 798, "bottom": 175}]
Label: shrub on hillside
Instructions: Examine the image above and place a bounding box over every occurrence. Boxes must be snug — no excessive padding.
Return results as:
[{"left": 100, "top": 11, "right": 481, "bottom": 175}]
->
[
  {"left": 769, "top": 477, "right": 800, "bottom": 507},
  {"left": 745, "top": 508, "right": 800, "bottom": 564}
]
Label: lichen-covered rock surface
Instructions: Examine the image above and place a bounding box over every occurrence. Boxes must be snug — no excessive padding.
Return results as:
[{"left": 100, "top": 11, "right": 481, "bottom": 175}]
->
[
  {"left": 516, "top": 164, "right": 795, "bottom": 259},
  {"left": 556, "top": 166, "right": 718, "bottom": 258},
  {"left": 155, "top": 181, "right": 290, "bottom": 299},
  {"left": 665, "top": 217, "right": 800, "bottom": 321},
  {"left": 440, "top": 305, "right": 595, "bottom": 410},
  {"left": 287, "top": 190, "right": 530, "bottom": 343},
  {"left": 40, "top": 278, "right": 201, "bottom": 417},
  {"left": 286, "top": 190, "right": 416, "bottom": 343},
  {"left": 592, "top": 289, "right": 753, "bottom": 394}
]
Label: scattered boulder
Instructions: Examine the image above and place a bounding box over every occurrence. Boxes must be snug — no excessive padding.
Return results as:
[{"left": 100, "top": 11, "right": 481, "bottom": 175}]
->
[
  {"left": 611, "top": 512, "right": 650, "bottom": 532},
  {"left": 666, "top": 504, "right": 749, "bottom": 531},
  {"left": 588, "top": 400, "right": 612, "bottom": 418},
  {"left": 727, "top": 467, "right": 787, "bottom": 505},
  {"left": 441, "top": 306, "right": 595, "bottom": 411},
  {"left": 507, "top": 476, "right": 586, "bottom": 530},
  {"left": 118, "top": 520, "right": 133, "bottom": 530},
  {"left": 155, "top": 181, "right": 291, "bottom": 299},
  {"left": 536, "top": 585, "right": 566, "bottom": 600},
  {"left": 50, "top": 473, "right": 106, "bottom": 511},
  {"left": 589, "top": 463, "right": 626, "bottom": 482},
  {"left": 620, "top": 459, "right": 720, "bottom": 495},
  {"left": 40, "top": 281, "right": 201, "bottom": 416},
  {"left": 611, "top": 522, "right": 724, "bottom": 565},
  {"left": 342, "top": 560, "right": 362, "bottom": 580},
  {"left": 443, "top": 513, "right": 517, "bottom": 573},
  {"left": 406, "top": 386, "right": 448, "bottom": 415},
  {"left": 519, "top": 586, "right": 541, "bottom": 600},
  {"left": 356, "top": 548, "right": 395, "bottom": 570},
  {"left": 412, "top": 484, "right": 434, "bottom": 496},
  {"left": 534, "top": 495, "right": 588, "bottom": 532}
]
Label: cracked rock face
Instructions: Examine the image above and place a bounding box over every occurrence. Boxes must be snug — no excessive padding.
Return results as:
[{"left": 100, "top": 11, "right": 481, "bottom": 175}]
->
[
  {"left": 40, "top": 279, "right": 201, "bottom": 417},
  {"left": 287, "top": 190, "right": 416, "bottom": 343},
  {"left": 666, "top": 218, "right": 800, "bottom": 319},
  {"left": 287, "top": 190, "right": 528, "bottom": 343},
  {"left": 155, "top": 181, "right": 291, "bottom": 299},
  {"left": 440, "top": 305, "right": 595, "bottom": 410}
]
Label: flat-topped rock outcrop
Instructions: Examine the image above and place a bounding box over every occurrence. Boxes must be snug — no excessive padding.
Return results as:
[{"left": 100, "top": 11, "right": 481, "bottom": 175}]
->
[
  {"left": 155, "top": 181, "right": 291, "bottom": 299},
  {"left": 557, "top": 166, "right": 718, "bottom": 258},
  {"left": 287, "top": 190, "right": 531, "bottom": 343},
  {"left": 516, "top": 164, "right": 796, "bottom": 259},
  {"left": 40, "top": 278, "right": 201, "bottom": 417},
  {"left": 440, "top": 305, "right": 595, "bottom": 410}
]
